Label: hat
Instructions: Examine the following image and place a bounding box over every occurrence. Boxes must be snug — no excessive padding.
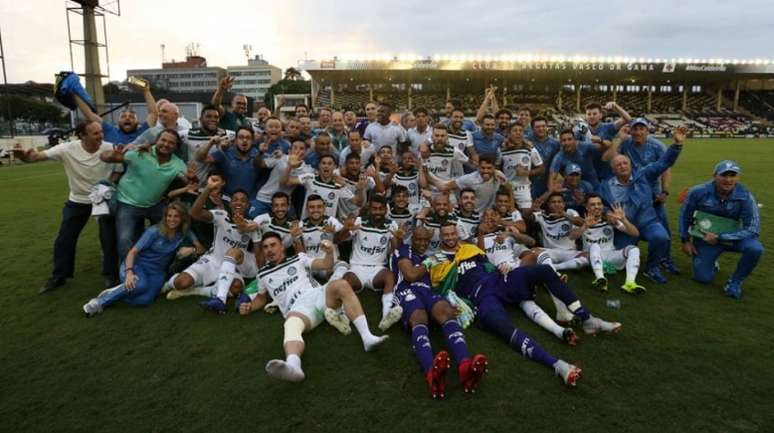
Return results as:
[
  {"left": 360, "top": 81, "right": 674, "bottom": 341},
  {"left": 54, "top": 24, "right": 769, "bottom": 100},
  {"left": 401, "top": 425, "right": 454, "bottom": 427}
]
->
[
  {"left": 564, "top": 163, "right": 582, "bottom": 176},
  {"left": 629, "top": 117, "right": 649, "bottom": 128},
  {"left": 713, "top": 160, "right": 741, "bottom": 175}
]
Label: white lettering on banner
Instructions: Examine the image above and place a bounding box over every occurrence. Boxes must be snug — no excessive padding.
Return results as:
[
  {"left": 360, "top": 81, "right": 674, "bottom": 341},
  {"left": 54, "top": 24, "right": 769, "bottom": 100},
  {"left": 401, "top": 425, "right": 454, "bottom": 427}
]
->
[{"left": 685, "top": 64, "right": 727, "bottom": 72}]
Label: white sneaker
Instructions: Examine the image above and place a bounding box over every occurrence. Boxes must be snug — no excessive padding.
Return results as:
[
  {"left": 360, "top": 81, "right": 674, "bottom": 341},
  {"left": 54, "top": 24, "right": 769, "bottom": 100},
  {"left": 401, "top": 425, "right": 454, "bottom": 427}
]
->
[
  {"left": 582, "top": 316, "right": 622, "bottom": 335},
  {"left": 166, "top": 288, "right": 192, "bottom": 300},
  {"left": 378, "top": 305, "right": 403, "bottom": 331},
  {"left": 363, "top": 335, "right": 389, "bottom": 352},
  {"left": 82, "top": 298, "right": 103, "bottom": 317},
  {"left": 554, "top": 360, "right": 582, "bottom": 386},
  {"left": 325, "top": 308, "right": 351, "bottom": 335},
  {"left": 265, "top": 359, "right": 305, "bottom": 382}
]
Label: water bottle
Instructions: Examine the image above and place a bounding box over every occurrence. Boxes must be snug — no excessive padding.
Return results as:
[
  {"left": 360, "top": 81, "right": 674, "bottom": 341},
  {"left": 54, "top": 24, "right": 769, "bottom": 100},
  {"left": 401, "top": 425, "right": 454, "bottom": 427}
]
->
[{"left": 606, "top": 299, "right": 621, "bottom": 309}]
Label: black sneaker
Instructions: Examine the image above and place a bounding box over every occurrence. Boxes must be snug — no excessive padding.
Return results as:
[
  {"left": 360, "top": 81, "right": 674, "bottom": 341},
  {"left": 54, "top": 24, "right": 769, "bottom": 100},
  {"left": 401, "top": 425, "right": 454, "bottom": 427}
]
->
[{"left": 39, "top": 278, "right": 65, "bottom": 294}]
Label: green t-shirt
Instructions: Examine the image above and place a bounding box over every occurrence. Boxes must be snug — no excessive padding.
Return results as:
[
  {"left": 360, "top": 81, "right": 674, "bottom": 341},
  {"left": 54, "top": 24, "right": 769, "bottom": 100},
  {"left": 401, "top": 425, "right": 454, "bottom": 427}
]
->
[
  {"left": 117, "top": 147, "right": 186, "bottom": 208},
  {"left": 219, "top": 110, "right": 252, "bottom": 132}
]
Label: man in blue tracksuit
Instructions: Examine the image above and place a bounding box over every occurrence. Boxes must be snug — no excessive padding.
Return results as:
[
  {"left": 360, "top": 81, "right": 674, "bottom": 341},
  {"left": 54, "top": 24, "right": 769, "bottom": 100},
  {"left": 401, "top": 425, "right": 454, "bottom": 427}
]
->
[
  {"left": 617, "top": 117, "right": 680, "bottom": 275},
  {"left": 678, "top": 160, "right": 762, "bottom": 299},
  {"left": 597, "top": 126, "right": 688, "bottom": 284}
]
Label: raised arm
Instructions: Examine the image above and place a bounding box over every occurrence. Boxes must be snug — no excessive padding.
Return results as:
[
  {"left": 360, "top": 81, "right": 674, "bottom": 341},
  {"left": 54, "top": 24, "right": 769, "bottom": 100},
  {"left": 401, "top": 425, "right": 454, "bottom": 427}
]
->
[
  {"left": 73, "top": 94, "right": 101, "bottom": 123},
  {"left": 642, "top": 126, "right": 687, "bottom": 184},
  {"left": 139, "top": 81, "right": 159, "bottom": 126},
  {"left": 211, "top": 76, "right": 233, "bottom": 116},
  {"left": 100, "top": 149, "right": 125, "bottom": 163},
  {"left": 279, "top": 154, "right": 304, "bottom": 188},
  {"left": 606, "top": 101, "right": 632, "bottom": 129},
  {"left": 191, "top": 181, "right": 217, "bottom": 223},
  {"left": 603, "top": 126, "right": 628, "bottom": 162},
  {"left": 311, "top": 240, "right": 335, "bottom": 272},
  {"left": 12, "top": 144, "right": 48, "bottom": 163}
]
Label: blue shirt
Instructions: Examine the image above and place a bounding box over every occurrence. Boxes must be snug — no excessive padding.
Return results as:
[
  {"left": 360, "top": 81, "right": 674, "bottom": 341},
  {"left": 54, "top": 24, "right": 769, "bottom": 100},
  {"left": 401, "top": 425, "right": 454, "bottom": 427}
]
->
[
  {"left": 530, "top": 136, "right": 560, "bottom": 197},
  {"left": 550, "top": 141, "right": 599, "bottom": 188},
  {"left": 211, "top": 146, "right": 260, "bottom": 197},
  {"left": 132, "top": 225, "right": 193, "bottom": 273},
  {"left": 471, "top": 131, "right": 504, "bottom": 157},
  {"left": 304, "top": 149, "right": 340, "bottom": 170},
  {"left": 562, "top": 180, "right": 595, "bottom": 213},
  {"left": 588, "top": 122, "right": 619, "bottom": 181},
  {"left": 618, "top": 137, "right": 667, "bottom": 194},
  {"left": 678, "top": 181, "right": 760, "bottom": 243},
  {"left": 103, "top": 121, "right": 149, "bottom": 146},
  {"left": 597, "top": 144, "right": 682, "bottom": 230},
  {"left": 266, "top": 138, "right": 291, "bottom": 155}
]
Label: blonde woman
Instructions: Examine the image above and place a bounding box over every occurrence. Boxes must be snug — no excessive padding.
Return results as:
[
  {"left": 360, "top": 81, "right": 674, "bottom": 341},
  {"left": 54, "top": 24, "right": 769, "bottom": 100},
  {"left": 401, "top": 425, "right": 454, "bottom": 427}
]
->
[{"left": 83, "top": 202, "right": 201, "bottom": 316}]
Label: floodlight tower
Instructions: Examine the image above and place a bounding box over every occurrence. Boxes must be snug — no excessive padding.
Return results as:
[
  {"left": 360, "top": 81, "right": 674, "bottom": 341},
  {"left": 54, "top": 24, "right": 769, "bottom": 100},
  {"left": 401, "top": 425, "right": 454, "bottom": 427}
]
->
[
  {"left": 0, "top": 26, "right": 12, "bottom": 137},
  {"left": 65, "top": 0, "right": 121, "bottom": 113}
]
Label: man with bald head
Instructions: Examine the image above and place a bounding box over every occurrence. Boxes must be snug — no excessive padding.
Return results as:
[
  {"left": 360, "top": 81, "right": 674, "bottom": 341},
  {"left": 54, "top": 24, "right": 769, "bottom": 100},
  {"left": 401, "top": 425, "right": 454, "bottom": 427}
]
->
[
  {"left": 597, "top": 126, "right": 688, "bottom": 284},
  {"left": 131, "top": 101, "right": 186, "bottom": 146}
]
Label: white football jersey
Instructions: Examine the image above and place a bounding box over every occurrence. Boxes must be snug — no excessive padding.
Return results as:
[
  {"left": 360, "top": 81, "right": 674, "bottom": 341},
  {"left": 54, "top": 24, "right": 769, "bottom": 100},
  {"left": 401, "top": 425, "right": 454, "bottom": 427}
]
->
[
  {"left": 582, "top": 220, "right": 617, "bottom": 252},
  {"left": 420, "top": 213, "right": 466, "bottom": 253},
  {"left": 255, "top": 253, "right": 319, "bottom": 318},
  {"left": 452, "top": 208, "right": 480, "bottom": 241},
  {"left": 392, "top": 170, "right": 420, "bottom": 205},
  {"left": 349, "top": 217, "right": 398, "bottom": 266},
  {"left": 300, "top": 174, "right": 354, "bottom": 219},
  {"left": 533, "top": 209, "right": 580, "bottom": 250},
  {"left": 252, "top": 214, "right": 294, "bottom": 249},
  {"left": 501, "top": 146, "right": 542, "bottom": 186},
  {"left": 482, "top": 232, "right": 519, "bottom": 268},
  {"left": 210, "top": 209, "right": 259, "bottom": 259},
  {"left": 301, "top": 215, "right": 343, "bottom": 259},
  {"left": 425, "top": 145, "right": 468, "bottom": 182},
  {"left": 500, "top": 209, "right": 524, "bottom": 225}
]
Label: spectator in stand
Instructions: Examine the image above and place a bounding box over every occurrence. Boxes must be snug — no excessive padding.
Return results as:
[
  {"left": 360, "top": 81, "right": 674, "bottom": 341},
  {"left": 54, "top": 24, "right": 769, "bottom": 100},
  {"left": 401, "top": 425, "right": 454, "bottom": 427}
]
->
[
  {"left": 364, "top": 102, "right": 407, "bottom": 155},
  {"left": 407, "top": 107, "right": 432, "bottom": 153},
  {"left": 195, "top": 127, "right": 262, "bottom": 199},
  {"left": 529, "top": 116, "right": 560, "bottom": 199},
  {"left": 598, "top": 126, "right": 688, "bottom": 284},
  {"left": 73, "top": 79, "right": 158, "bottom": 146},
  {"left": 355, "top": 102, "right": 378, "bottom": 137},
  {"left": 211, "top": 76, "right": 251, "bottom": 132},
  {"left": 13, "top": 120, "right": 120, "bottom": 292},
  {"left": 679, "top": 160, "right": 762, "bottom": 299},
  {"left": 328, "top": 111, "right": 349, "bottom": 152},
  {"left": 101, "top": 129, "right": 187, "bottom": 261}
]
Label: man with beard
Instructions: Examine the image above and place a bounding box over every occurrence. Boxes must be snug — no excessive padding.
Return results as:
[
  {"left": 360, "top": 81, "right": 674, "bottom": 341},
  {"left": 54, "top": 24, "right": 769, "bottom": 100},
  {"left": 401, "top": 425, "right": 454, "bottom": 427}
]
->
[
  {"left": 181, "top": 105, "right": 226, "bottom": 183},
  {"left": 528, "top": 116, "right": 560, "bottom": 199},
  {"left": 195, "top": 127, "right": 262, "bottom": 199}
]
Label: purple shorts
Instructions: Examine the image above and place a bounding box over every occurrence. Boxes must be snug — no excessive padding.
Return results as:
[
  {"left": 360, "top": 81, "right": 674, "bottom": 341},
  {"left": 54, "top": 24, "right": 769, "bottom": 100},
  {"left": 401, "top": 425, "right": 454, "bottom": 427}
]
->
[{"left": 395, "top": 282, "right": 445, "bottom": 329}]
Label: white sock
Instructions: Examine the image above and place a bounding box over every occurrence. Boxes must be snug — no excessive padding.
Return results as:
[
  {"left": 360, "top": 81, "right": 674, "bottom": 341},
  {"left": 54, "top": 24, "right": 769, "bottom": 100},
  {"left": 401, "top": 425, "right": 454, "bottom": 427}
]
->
[
  {"left": 536, "top": 251, "right": 557, "bottom": 271},
  {"left": 381, "top": 293, "right": 394, "bottom": 319},
  {"left": 215, "top": 258, "right": 237, "bottom": 303},
  {"left": 191, "top": 284, "right": 216, "bottom": 297},
  {"left": 625, "top": 247, "right": 641, "bottom": 284},
  {"left": 352, "top": 315, "right": 376, "bottom": 340},
  {"left": 554, "top": 257, "right": 589, "bottom": 271},
  {"left": 590, "top": 244, "right": 604, "bottom": 279},
  {"left": 520, "top": 300, "right": 565, "bottom": 340},
  {"left": 167, "top": 273, "right": 179, "bottom": 289},
  {"left": 550, "top": 293, "right": 574, "bottom": 321},
  {"left": 286, "top": 354, "right": 302, "bottom": 371}
]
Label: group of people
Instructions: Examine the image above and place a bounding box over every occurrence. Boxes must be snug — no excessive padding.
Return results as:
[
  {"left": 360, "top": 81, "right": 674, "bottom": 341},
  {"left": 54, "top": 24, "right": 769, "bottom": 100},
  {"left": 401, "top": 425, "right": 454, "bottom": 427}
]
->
[{"left": 13, "top": 76, "right": 763, "bottom": 397}]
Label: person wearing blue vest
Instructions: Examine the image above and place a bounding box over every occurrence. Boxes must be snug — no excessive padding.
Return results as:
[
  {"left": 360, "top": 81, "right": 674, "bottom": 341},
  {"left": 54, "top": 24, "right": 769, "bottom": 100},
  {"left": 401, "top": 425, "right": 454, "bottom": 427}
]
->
[
  {"left": 678, "top": 160, "right": 762, "bottom": 299},
  {"left": 597, "top": 125, "right": 688, "bottom": 284}
]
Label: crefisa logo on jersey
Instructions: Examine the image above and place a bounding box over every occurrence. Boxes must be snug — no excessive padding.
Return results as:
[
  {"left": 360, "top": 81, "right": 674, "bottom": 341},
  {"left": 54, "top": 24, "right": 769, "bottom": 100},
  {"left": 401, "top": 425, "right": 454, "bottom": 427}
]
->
[{"left": 288, "top": 266, "right": 297, "bottom": 276}]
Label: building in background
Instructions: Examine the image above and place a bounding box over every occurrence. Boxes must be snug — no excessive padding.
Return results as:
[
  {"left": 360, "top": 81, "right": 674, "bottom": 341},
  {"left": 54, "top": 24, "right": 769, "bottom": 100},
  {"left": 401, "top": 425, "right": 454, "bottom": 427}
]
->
[
  {"left": 227, "top": 55, "right": 282, "bottom": 102},
  {"left": 127, "top": 56, "right": 225, "bottom": 93}
]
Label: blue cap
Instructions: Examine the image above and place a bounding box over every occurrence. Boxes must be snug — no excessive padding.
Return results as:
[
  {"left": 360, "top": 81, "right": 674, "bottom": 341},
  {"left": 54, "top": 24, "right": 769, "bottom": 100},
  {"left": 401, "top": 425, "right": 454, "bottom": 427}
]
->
[
  {"left": 564, "top": 163, "right": 582, "bottom": 176},
  {"left": 630, "top": 117, "right": 649, "bottom": 128},
  {"left": 713, "top": 160, "right": 741, "bottom": 175}
]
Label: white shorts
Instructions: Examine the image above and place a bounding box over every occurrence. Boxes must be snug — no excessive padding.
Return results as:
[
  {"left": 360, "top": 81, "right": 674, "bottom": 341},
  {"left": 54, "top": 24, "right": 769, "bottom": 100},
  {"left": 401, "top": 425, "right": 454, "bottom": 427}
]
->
[
  {"left": 183, "top": 253, "right": 258, "bottom": 287},
  {"left": 544, "top": 248, "right": 582, "bottom": 263},
  {"left": 349, "top": 264, "right": 387, "bottom": 291},
  {"left": 511, "top": 183, "right": 533, "bottom": 209},
  {"left": 286, "top": 284, "right": 328, "bottom": 328},
  {"left": 600, "top": 246, "right": 635, "bottom": 270}
]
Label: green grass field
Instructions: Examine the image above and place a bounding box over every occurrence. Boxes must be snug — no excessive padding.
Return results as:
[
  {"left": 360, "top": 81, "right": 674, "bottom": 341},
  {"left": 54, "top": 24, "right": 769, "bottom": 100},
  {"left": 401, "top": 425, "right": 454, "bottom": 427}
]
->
[{"left": 1, "top": 139, "right": 772, "bottom": 433}]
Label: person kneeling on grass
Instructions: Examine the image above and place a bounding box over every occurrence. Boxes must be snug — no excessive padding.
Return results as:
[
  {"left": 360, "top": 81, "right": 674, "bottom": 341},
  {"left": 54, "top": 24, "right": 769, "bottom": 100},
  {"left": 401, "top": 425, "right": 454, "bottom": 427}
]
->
[
  {"left": 238, "top": 233, "right": 387, "bottom": 382},
  {"left": 83, "top": 202, "right": 202, "bottom": 316}
]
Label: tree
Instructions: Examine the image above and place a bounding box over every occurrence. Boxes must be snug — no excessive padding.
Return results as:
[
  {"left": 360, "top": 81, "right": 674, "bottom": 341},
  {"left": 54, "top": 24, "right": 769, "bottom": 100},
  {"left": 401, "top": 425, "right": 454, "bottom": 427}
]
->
[
  {"left": 0, "top": 95, "right": 67, "bottom": 123},
  {"left": 283, "top": 67, "right": 303, "bottom": 81}
]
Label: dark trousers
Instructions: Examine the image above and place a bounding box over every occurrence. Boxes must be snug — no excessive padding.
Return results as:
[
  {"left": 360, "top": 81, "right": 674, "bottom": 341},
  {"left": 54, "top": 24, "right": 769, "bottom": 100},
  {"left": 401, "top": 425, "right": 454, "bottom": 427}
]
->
[{"left": 52, "top": 201, "right": 118, "bottom": 281}]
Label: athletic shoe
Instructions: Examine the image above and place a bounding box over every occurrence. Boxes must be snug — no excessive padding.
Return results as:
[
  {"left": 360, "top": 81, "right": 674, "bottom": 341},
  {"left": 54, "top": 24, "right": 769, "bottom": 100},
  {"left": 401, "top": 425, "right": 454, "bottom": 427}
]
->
[
  {"left": 378, "top": 305, "right": 403, "bottom": 331},
  {"left": 621, "top": 282, "right": 647, "bottom": 295},
  {"left": 723, "top": 279, "right": 742, "bottom": 300},
  {"left": 199, "top": 297, "right": 227, "bottom": 314},
  {"left": 554, "top": 360, "right": 582, "bottom": 387},
  {"left": 82, "top": 298, "right": 102, "bottom": 317},
  {"left": 426, "top": 351, "right": 450, "bottom": 399},
  {"left": 39, "top": 277, "right": 65, "bottom": 294},
  {"left": 459, "top": 353, "right": 488, "bottom": 393},
  {"left": 591, "top": 277, "right": 608, "bottom": 292},
  {"left": 324, "top": 308, "right": 352, "bottom": 335},
  {"left": 234, "top": 293, "right": 252, "bottom": 313},
  {"left": 562, "top": 328, "right": 578, "bottom": 346},
  {"left": 643, "top": 267, "right": 667, "bottom": 284},
  {"left": 661, "top": 259, "right": 681, "bottom": 275},
  {"left": 555, "top": 309, "right": 576, "bottom": 327},
  {"left": 166, "top": 288, "right": 192, "bottom": 300},
  {"left": 582, "top": 316, "right": 622, "bottom": 335},
  {"left": 265, "top": 359, "right": 305, "bottom": 382}
]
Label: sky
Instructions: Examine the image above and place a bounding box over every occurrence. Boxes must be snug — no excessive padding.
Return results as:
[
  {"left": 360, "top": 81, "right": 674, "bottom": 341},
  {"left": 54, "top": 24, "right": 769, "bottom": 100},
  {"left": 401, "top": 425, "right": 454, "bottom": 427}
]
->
[{"left": 2, "top": 0, "right": 774, "bottom": 84}]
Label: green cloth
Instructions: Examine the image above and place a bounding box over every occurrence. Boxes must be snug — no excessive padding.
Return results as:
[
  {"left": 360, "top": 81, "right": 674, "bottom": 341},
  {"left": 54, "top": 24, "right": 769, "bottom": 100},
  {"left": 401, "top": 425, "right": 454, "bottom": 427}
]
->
[
  {"left": 219, "top": 110, "right": 252, "bottom": 132},
  {"left": 689, "top": 210, "right": 741, "bottom": 239},
  {"left": 117, "top": 147, "right": 186, "bottom": 208}
]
